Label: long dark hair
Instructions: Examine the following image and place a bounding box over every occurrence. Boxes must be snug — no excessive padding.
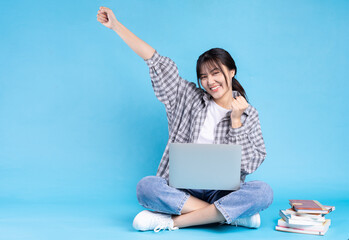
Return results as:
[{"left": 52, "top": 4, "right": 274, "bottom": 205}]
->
[{"left": 196, "top": 48, "right": 248, "bottom": 101}]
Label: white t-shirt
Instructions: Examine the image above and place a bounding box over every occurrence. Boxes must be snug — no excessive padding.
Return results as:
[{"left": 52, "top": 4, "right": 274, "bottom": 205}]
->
[{"left": 196, "top": 100, "right": 230, "bottom": 144}]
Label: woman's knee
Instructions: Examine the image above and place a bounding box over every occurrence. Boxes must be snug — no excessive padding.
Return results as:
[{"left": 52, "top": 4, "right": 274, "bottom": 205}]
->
[
  {"left": 257, "top": 181, "right": 273, "bottom": 208},
  {"left": 248, "top": 181, "right": 274, "bottom": 209},
  {"left": 136, "top": 176, "right": 166, "bottom": 206}
]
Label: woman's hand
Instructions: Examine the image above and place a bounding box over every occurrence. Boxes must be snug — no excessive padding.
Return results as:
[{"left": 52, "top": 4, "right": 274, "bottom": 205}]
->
[
  {"left": 96, "top": 6, "right": 155, "bottom": 60},
  {"left": 230, "top": 96, "right": 249, "bottom": 128},
  {"left": 97, "top": 6, "right": 118, "bottom": 30}
]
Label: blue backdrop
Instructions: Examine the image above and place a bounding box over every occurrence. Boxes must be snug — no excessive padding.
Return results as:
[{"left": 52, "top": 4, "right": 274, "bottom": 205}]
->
[{"left": 0, "top": 0, "right": 348, "bottom": 239}]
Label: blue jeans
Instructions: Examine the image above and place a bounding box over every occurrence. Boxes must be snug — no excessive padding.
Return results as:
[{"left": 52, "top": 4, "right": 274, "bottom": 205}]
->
[{"left": 136, "top": 176, "right": 273, "bottom": 224}]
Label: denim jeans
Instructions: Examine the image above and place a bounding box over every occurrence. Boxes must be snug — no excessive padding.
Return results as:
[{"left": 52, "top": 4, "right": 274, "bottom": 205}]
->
[{"left": 136, "top": 176, "right": 273, "bottom": 224}]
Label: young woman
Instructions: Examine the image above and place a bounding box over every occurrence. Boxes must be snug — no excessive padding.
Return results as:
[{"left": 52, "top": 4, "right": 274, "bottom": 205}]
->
[{"left": 97, "top": 6, "right": 273, "bottom": 232}]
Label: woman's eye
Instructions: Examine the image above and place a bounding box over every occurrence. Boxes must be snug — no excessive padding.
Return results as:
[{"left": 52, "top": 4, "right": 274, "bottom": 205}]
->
[{"left": 213, "top": 72, "right": 219, "bottom": 75}]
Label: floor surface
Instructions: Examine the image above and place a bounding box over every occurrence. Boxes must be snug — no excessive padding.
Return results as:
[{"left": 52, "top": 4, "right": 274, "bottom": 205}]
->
[{"left": 0, "top": 200, "right": 347, "bottom": 240}]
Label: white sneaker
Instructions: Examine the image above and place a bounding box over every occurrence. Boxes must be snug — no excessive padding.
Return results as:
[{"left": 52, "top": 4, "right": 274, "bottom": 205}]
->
[
  {"left": 231, "top": 213, "right": 261, "bottom": 228},
  {"left": 133, "top": 210, "right": 178, "bottom": 232}
]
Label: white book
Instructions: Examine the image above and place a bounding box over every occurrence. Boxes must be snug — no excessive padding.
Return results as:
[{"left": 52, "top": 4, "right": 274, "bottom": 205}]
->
[
  {"left": 285, "top": 208, "right": 324, "bottom": 220},
  {"left": 275, "top": 219, "right": 330, "bottom": 236},
  {"left": 277, "top": 218, "right": 331, "bottom": 231},
  {"left": 279, "top": 210, "right": 324, "bottom": 225}
]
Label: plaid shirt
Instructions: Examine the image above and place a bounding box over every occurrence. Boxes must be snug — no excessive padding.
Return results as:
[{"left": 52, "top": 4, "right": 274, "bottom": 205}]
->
[{"left": 145, "top": 51, "right": 266, "bottom": 182}]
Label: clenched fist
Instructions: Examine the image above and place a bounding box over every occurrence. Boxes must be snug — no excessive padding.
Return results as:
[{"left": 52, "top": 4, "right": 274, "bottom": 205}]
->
[
  {"left": 230, "top": 96, "right": 249, "bottom": 128},
  {"left": 97, "top": 6, "right": 118, "bottom": 30}
]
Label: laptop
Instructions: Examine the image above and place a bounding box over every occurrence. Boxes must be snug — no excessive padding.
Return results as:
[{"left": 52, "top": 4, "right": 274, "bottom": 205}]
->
[{"left": 169, "top": 143, "right": 241, "bottom": 190}]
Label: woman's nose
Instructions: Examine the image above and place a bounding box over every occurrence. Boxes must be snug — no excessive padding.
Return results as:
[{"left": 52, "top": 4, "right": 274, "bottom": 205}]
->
[{"left": 207, "top": 76, "right": 216, "bottom": 84}]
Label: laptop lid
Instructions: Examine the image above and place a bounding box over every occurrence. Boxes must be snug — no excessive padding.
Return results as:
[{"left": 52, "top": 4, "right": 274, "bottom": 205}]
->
[{"left": 169, "top": 143, "right": 241, "bottom": 190}]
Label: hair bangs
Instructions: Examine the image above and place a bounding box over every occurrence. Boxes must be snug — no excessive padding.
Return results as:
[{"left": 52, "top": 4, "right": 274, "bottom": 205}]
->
[{"left": 198, "top": 58, "right": 223, "bottom": 78}]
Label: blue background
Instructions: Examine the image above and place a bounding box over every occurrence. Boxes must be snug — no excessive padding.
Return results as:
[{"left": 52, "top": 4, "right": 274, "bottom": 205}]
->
[{"left": 0, "top": 0, "right": 348, "bottom": 239}]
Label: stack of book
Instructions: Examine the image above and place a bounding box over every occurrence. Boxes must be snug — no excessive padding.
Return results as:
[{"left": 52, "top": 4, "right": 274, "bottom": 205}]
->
[{"left": 275, "top": 200, "right": 335, "bottom": 236}]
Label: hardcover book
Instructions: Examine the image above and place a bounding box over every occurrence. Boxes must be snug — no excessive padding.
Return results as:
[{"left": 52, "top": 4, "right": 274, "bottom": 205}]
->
[{"left": 289, "top": 200, "right": 328, "bottom": 214}]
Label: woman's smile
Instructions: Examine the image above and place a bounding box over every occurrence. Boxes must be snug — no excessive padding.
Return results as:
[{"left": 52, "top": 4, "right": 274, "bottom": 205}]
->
[{"left": 210, "top": 85, "right": 221, "bottom": 92}]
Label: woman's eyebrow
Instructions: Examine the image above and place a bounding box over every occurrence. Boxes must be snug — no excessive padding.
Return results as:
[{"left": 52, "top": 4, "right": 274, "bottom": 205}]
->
[
  {"left": 199, "top": 73, "right": 206, "bottom": 77},
  {"left": 200, "top": 67, "right": 220, "bottom": 77},
  {"left": 210, "top": 67, "right": 220, "bottom": 73}
]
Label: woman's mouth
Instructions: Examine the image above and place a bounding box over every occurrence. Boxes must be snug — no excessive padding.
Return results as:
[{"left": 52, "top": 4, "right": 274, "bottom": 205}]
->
[{"left": 210, "top": 85, "right": 221, "bottom": 92}]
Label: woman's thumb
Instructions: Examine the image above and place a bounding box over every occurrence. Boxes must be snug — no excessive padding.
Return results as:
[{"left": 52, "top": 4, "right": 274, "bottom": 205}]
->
[{"left": 99, "top": 6, "right": 110, "bottom": 14}]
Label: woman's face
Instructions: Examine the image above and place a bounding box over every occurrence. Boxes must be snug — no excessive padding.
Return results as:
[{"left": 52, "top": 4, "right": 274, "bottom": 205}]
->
[{"left": 199, "top": 63, "right": 235, "bottom": 100}]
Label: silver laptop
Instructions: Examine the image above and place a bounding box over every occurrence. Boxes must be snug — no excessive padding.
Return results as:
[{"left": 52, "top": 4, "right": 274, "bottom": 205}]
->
[{"left": 169, "top": 143, "right": 241, "bottom": 190}]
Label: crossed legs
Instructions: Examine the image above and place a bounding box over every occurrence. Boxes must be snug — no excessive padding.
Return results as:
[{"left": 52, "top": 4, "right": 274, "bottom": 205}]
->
[
  {"left": 136, "top": 176, "right": 273, "bottom": 229},
  {"left": 172, "top": 195, "right": 225, "bottom": 228}
]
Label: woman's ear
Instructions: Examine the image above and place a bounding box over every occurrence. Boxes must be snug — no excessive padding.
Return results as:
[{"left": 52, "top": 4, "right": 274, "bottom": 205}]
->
[{"left": 231, "top": 69, "right": 236, "bottom": 78}]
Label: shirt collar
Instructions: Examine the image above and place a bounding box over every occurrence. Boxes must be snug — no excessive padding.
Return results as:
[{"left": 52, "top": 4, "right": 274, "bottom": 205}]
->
[{"left": 202, "top": 91, "right": 212, "bottom": 106}]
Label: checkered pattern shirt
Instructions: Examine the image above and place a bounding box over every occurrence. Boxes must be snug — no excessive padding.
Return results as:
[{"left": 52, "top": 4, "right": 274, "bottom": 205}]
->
[{"left": 145, "top": 51, "right": 267, "bottom": 182}]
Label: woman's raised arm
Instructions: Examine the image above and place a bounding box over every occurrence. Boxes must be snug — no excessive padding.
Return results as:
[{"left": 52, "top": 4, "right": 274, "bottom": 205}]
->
[{"left": 97, "top": 6, "right": 155, "bottom": 60}]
